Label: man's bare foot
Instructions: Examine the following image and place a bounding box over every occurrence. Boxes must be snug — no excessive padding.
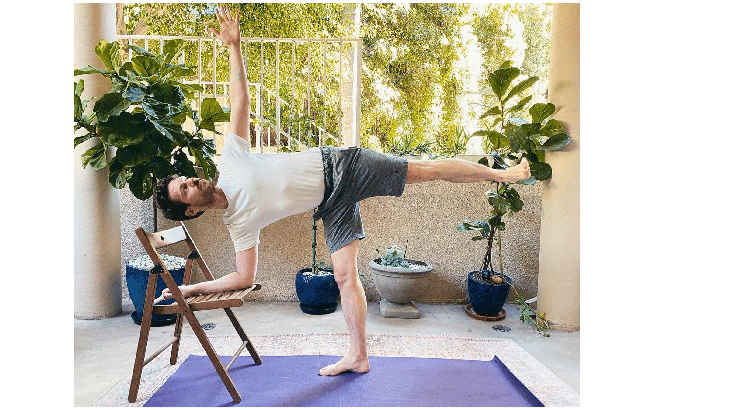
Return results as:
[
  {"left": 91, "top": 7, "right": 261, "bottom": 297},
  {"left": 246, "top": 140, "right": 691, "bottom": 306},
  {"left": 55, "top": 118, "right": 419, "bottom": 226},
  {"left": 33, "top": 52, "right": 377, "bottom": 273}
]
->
[
  {"left": 500, "top": 158, "right": 531, "bottom": 182},
  {"left": 319, "top": 354, "right": 370, "bottom": 376}
]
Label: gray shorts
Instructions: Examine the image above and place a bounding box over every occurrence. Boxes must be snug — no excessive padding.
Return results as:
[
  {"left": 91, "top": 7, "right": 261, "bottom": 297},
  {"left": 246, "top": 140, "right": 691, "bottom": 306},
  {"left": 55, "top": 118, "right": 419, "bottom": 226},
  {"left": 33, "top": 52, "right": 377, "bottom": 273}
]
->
[{"left": 315, "top": 147, "right": 408, "bottom": 254}]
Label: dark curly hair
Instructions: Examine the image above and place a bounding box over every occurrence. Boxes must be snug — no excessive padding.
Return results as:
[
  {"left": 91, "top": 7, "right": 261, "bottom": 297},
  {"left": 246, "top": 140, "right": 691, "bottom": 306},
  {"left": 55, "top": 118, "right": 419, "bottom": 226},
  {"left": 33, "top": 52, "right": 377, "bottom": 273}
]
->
[{"left": 154, "top": 175, "right": 205, "bottom": 221}]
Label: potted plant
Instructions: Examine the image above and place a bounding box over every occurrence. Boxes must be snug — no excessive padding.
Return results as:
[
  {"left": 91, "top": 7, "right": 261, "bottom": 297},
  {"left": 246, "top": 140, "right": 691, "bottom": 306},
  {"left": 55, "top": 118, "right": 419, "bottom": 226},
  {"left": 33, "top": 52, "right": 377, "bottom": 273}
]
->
[
  {"left": 368, "top": 243, "right": 433, "bottom": 319},
  {"left": 434, "top": 125, "right": 481, "bottom": 162},
  {"left": 125, "top": 254, "right": 187, "bottom": 326},
  {"left": 295, "top": 212, "right": 340, "bottom": 315},
  {"left": 387, "top": 134, "right": 432, "bottom": 161},
  {"left": 74, "top": 39, "right": 231, "bottom": 323},
  {"left": 458, "top": 61, "right": 571, "bottom": 336}
]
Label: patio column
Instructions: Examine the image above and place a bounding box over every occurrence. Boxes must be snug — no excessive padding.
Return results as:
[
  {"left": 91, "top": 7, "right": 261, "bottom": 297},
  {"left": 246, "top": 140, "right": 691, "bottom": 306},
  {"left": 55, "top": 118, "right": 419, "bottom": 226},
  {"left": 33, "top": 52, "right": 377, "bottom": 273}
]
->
[
  {"left": 74, "top": 3, "right": 122, "bottom": 319},
  {"left": 537, "top": 3, "right": 580, "bottom": 330}
]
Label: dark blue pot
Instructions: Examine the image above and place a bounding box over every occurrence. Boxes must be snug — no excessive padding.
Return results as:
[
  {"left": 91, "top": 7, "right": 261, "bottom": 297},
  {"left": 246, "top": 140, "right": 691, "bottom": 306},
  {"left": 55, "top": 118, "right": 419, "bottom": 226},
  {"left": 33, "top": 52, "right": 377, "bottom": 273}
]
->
[
  {"left": 468, "top": 271, "right": 512, "bottom": 317},
  {"left": 126, "top": 260, "right": 185, "bottom": 326},
  {"left": 295, "top": 268, "right": 340, "bottom": 315}
]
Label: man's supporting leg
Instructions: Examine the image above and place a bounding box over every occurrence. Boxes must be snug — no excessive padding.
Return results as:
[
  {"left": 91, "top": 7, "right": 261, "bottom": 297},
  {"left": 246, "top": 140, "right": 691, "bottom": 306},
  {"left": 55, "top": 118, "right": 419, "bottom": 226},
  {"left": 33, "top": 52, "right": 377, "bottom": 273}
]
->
[
  {"left": 319, "top": 239, "right": 370, "bottom": 376},
  {"left": 406, "top": 157, "right": 530, "bottom": 184}
]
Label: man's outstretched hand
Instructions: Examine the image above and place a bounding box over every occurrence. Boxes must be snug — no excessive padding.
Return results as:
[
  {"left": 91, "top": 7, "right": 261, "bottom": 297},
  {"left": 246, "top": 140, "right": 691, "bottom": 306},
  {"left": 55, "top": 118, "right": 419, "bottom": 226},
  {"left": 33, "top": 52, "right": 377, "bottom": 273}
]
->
[
  {"left": 209, "top": 5, "right": 240, "bottom": 47},
  {"left": 501, "top": 158, "right": 531, "bottom": 183}
]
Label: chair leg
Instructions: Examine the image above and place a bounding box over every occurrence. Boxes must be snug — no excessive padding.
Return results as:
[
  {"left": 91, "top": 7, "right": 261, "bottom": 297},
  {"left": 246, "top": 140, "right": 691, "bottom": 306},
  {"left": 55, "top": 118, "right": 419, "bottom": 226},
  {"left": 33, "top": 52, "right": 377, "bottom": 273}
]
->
[
  {"left": 183, "top": 309, "right": 242, "bottom": 403},
  {"left": 128, "top": 273, "right": 158, "bottom": 403},
  {"left": 170, "top": 313, "right": 184, "bottom": 365},
  {"left": 224, "top": 307, "right": 262, "bottom": 365}
]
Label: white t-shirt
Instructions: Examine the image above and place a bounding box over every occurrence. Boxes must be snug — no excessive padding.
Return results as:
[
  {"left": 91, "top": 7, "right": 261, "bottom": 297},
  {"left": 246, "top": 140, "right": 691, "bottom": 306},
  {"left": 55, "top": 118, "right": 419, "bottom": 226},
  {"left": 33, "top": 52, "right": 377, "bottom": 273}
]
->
[{"left": 217, "top": 132, "right": 325, "bottom": 251}]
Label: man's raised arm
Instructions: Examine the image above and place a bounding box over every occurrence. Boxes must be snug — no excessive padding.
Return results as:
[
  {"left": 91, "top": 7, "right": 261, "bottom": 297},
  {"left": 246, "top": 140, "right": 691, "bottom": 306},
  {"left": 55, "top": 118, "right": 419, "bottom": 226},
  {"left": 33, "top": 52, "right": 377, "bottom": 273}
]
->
[{"left": 210, "top": 6, "right": 250, "bottom": 141}]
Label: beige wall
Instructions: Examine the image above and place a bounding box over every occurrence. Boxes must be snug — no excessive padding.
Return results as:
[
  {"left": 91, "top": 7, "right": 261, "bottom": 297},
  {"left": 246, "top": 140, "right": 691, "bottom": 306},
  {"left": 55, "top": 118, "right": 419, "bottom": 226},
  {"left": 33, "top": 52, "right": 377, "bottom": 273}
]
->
[
  {"left": 121, "top": 178, "right": 544, "bottom": 303},
  {"left": 74, "top": 3, "right": 122, "bottom": 318},
  {"left": 538, "top": 3, "right": 580, "bottom": 330}
]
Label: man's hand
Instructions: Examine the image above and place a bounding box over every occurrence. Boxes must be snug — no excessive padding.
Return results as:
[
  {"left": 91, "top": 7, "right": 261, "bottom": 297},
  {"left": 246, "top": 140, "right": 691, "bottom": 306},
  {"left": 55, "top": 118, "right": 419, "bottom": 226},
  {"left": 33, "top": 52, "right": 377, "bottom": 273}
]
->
[
  {"left": 161, "top": 284, "right": 196, "bottom": 300},
  {"left": 501, "top": 158, "right": 531, "bottom": 183},
  {"left": 209, "top": 5, "right": 240, "bottom": 47}
]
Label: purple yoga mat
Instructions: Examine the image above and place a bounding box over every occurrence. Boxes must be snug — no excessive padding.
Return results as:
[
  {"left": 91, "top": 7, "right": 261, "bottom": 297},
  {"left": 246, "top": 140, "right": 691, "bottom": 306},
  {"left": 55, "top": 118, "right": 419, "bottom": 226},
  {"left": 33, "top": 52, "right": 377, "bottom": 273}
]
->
[{"left": 144, "top": 354, "right": 543, "bottom": 407}]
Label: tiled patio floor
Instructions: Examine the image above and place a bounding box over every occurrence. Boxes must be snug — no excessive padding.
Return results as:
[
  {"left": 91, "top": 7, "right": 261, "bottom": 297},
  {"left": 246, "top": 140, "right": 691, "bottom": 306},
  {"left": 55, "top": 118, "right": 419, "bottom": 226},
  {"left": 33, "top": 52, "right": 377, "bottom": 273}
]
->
[{"left": 75, "top": 300, "right": 579, "bottom": 406}]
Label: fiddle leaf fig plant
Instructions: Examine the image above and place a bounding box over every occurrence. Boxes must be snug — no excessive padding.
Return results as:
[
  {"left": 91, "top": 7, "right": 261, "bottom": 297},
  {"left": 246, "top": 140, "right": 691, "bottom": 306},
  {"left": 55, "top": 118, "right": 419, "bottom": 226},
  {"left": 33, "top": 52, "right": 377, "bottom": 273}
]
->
[
  {"left": 458, "top": 60, "right": 570, "bottom": 337},
  {"left": 460, "top": 60, "right": 571, "bottom": 280},
  {"left": 74, "top": 39, "right": 230, "bottom": 200}
]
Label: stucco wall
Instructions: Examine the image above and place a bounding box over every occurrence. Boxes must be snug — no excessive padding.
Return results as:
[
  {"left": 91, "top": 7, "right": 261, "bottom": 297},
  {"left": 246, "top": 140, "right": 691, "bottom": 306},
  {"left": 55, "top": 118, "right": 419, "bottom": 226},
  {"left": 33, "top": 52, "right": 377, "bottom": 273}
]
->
[{"left": 120, "top": 177, "right": 543, "bottom": 303}]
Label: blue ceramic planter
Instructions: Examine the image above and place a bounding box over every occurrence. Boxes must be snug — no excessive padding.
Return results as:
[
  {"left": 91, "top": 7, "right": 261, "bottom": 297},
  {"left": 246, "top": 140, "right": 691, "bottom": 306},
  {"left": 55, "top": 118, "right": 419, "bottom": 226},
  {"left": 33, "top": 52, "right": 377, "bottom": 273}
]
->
[
  {"left": 468, "top": 271, "right": 512, "bottom": 317},
  {"left": 295, "top": 268, "right": 340, "bottom": 315},
  {"left": 126, "top": 260, "right": 185, "bottom": 326}
]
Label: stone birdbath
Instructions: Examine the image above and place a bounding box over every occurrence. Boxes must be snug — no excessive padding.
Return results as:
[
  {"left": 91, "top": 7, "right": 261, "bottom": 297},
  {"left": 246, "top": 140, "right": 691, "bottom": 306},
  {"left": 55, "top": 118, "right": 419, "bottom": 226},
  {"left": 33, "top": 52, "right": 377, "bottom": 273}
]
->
[{"left": 368, "top": 258, "right": 433, "bottom": 319}]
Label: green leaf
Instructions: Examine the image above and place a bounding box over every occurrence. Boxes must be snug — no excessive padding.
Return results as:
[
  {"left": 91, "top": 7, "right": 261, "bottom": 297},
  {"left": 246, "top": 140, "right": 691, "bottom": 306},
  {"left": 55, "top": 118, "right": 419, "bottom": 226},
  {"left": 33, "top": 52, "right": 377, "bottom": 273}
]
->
[
  {"left": 74, "top": 65, "right": 114, "bottom": 76},
  {"left": 131, "top": 55, "right": 160, "bottom": 77},
  {"left": 536, "top": 133, "right": 571, "bottom": 151},
  {"left": 191, "top": 146, "right": 217, "bottom": 180},
  {"left": 506, "top": 95, "right": 532, "bottom": 115},
  {"left": 499, "top": 60, "right": 514, "bottom": 69},
  {"left": 115, "top": 141, "right": 156, "bottom": 167},
  {"left": 174, "top": 82, "right": 203, "bottom": 99},
  {"left": 128, "top": 164, "right": 154, "bottom": 200},
  {"left": 488, "top": 195, "right": 509, "bottom": 216},
  {"left": 539, "top": 119, "right": 564, "bottom": 137},
  {"left": 148, "top": 83, "right": 185, "bottom": 106},
  {"left": 81, "top": 143, "right": 108, "bottom": 170},
  {"left": 162, "top": 39, "right": 184, "bottom": 64},
  {"left": 489, "top": 153, "right": 509, "bottom": 169},
  {"left": 529, "top": 103, "right": 556, "bottom": 124},
  {"left": 108, "top": 158, "right": 131, "bottom": 189},
  {"left": 488, "top": 67, "right": 520, "bottom": 100},
  {"left": 505, "top": 124, "right": 530, "bottom": 152},
  {"left": 96, "top": 112, "right": 147, "bottom": 148},
  {"left": 94, "top": 40, "right": 121, "bottom": 71},
  {"left": 486, "top": 131, "right": 509, "bottom": 150},
  {"left": 93, "top": 92, "right": 131, "bottom": 123},
  {"left": 118, "top": 61, "right": 138, "bottom": 80},
  {"left": 127, "top": 44, "right": 155, "bottom": 58},
  {"left": 75, "top": 79, "right": 84, "bottom": 98},
  {"left": 516, "top": 176, "right": 537, "bottom": 185},
  {"left": 74, "top": 94, "right": 84, "bottom": 121},
  {"left": 122, "top": 84, "right": 145, "bottom": 103},
  {"left": 520, "top": 122, "right": 541, "bottom": 137},
  {"left": 504, "top": 76, "right": 538, "bottom": 103},
  {"left": 504, "top": 188, "right": 524, "bottom": 212},
  {"left": 530, "top": 161, "right": 552, "bottom": 180},
  {"left": 479, "top": 106, "right": 502, "bottom": 119},
  {"left": 199, "top": 98, "right": 231, "bottom": 131},
  {"left": 74, "top": 134, "right": 94, "bottom": 148},
  {"left": 149, "top": 156, "right": 175, "bottom": 179},
  {"left": 471, "top": 129, "right": 491, "bottom": 137},
  {"left": 172, "top": 151, "right": 197, "bottom": 177}
]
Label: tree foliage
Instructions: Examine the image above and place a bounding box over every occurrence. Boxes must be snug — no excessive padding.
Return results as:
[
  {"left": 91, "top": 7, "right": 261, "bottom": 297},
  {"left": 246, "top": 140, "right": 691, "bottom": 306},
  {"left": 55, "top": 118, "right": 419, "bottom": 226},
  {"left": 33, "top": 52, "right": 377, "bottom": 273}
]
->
[
  {"left": 112, "top": 3, "right": 552, "bottom": 156},
  {"left": 359, "top": 3, "right": 468, "bottom": 152}
]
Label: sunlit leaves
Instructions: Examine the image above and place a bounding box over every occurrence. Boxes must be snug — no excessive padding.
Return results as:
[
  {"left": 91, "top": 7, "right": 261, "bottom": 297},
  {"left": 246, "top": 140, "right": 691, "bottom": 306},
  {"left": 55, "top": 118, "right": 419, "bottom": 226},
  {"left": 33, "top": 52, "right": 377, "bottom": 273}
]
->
[
  {"left": 529, "top": 102, "right": 555, "bottom": 124},
  {"left": 81, "top": 143, "right": 108, "bottom": 170},
  {"left": 488, "top": 67, "right": 520, "bottom": 100}
]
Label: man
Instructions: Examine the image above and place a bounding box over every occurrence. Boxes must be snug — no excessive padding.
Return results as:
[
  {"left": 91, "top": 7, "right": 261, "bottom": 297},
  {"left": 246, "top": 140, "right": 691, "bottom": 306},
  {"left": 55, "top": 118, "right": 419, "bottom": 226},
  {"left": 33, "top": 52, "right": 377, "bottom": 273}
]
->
[{"left": 157, "top": 6, "right": 531, "bottom": 377}]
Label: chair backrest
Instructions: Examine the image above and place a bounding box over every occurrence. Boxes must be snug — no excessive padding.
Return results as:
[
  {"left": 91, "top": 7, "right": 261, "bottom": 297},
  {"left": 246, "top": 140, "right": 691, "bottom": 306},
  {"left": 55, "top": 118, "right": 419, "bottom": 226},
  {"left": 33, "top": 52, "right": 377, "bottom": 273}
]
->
[
  {"left": 135, "top": 222, "right": 215, "bottom": 283},
  {"left": 143, "top": 225, "right": 188, "bottom": 249}
]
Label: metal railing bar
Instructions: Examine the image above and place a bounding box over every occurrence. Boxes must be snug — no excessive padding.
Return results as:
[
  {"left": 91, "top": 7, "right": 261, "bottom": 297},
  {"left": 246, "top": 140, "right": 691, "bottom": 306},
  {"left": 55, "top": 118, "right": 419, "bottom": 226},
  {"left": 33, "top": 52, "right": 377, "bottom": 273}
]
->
[
  {"left": 323, "top": 41, "right": 327, "bottom": 142},
  {"left": 275, "top": 40, "right": 280, "bottom": 152},
  {"left": 117, "top": 34, "right": 360, "bottom": 42}
]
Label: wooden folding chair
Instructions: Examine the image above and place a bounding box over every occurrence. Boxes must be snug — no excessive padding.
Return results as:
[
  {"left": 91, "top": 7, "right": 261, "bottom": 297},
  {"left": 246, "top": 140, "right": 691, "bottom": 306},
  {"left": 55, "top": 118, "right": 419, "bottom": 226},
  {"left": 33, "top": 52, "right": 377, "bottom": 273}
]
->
[{"left": 128, "top": 222, "right": 262, "bottom": 404}]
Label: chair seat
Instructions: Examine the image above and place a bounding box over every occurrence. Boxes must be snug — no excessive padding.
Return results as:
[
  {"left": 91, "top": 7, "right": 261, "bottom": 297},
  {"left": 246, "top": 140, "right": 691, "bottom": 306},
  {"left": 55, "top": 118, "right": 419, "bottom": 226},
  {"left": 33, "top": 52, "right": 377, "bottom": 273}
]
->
[{"left": 153, "top": 283, "right": 261, "bottom": 315}]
